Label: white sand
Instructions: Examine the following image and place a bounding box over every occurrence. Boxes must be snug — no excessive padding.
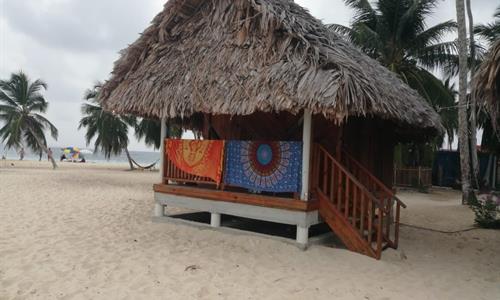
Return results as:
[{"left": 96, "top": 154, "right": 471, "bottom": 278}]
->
[
  {"left": 1, "top": 161, "right": 499, "bottom": 299},
  {"left": 398, "top": 188, "right": 477, "bottom": 232}
]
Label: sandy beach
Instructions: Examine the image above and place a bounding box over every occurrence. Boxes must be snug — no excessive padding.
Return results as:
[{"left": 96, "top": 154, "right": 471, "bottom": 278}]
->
[{"left": 1, "top": 161, "right": 499, "bottom": 299}]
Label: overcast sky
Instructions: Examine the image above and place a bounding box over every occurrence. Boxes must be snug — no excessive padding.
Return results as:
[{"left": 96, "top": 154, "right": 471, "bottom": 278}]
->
[{"left": 0, "top": 0, "right": 497, "bottom": 151}]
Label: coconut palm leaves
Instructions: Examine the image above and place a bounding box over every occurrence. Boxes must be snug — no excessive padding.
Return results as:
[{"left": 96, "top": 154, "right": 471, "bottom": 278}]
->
[
  {"left": 474, "top": 6, "right": 500, "bottom": 130},
  {"left": 0, "top": 71, "right": 58, "bottom": 169},
  {"left": 329, "top": 0, "right": 458, "bottom": 137},
  {"left": 474, "top": 6, "right": 500, "bottom": 45},
  {"left": 79, "top": 83, "right": 137, "bottom": 169},
  {"left": 135, "top": 118, "right": 182, "bottom": 150}
]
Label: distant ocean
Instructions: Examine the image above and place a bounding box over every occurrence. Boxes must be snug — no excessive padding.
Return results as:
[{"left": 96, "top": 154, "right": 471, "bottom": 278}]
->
[{"left": 0, "top": 145, "right": 161, "bottom": 166}]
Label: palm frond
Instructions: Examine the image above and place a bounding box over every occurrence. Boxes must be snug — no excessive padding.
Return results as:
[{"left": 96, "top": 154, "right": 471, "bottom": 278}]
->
[
  {"left": 135, "top": 118, "right": 162, "bottom": 149},
  {"left": 409, "top": 20, "right": 457, "bottom": 50},
  {"left": 344, "top": 0, "right": 377, "bottom": 25},
  {"left": 79, "top": 83, "right": 132, "bottom": 159},
  {"left": 27, "top": 79, "right": 48, "bottom": 98},
  {"left": 32, "top": 113, "right": 58, "bottom": 140},
  {"left": 474, "top": 5, "right": 500, "bottom": 45},
  {"left": 397, "top": 0, "right": 437, "bottom": 35},
  {"left": 327, "top": 24, "right": 354, "bottom": 40},
  {"left": 413, "top": 41, "right": 458, "bottom": 70}
]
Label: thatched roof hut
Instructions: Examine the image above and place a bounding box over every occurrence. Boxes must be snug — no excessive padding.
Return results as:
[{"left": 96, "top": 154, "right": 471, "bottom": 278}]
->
[
  {"left": 475, "top": 40, "right": 500, "bottom": 124},
  {"left": 99, "top": 0, "right": 442, "bottom": 134}
]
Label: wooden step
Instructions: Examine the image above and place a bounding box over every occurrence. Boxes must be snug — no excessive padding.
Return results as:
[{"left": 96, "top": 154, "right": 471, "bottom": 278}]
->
[{"left": 318, "top": 193, "right": 378, "bottom": 259}]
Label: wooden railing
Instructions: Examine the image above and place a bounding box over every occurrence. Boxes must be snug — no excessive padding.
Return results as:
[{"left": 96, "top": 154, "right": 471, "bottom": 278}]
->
[
  {"left": 313, "top": 144, "right": 404, "bottom": 258},
  {"left": 313, "top": 144, "right": 382, "bottom": 257},
  {"left": 341, "top": 150, "right": 406, "bottom": 249},
  {"left": 394, "top": 167, "right": 432, "bottom": 188},
  {"left": 163, "top": 152, "right": 217, "bottom": 186}
]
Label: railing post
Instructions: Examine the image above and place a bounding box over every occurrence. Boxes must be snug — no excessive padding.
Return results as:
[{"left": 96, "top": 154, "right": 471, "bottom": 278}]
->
[
  {"left": 385, "top": 197, "right": 391, "bottom": 242},
  {"left": 376, "top": 209, "right": 383, "bottom": 259},
  {"left": 394, "top": 203, "right": 401, "bottom": 249}
]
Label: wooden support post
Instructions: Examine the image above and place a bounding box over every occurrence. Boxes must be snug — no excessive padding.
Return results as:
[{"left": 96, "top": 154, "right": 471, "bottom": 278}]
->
[
  {"left": 301, "top": 109, "right": 312, "bottom": 201},
  {"left": 160, "top": 116, "right": 167, "bottom": 183},
  {"left": 336, "top": 124, "right": 343, "bottom": 162},
  {"left": 155, "top": 117, "right": 168, "bottom": 217}
]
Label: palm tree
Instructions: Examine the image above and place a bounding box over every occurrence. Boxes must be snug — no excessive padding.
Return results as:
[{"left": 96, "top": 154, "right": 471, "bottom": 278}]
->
[
  {"left": 329, "top": 0, "right": 460, "bottom": 151},
  {"left": 0, "top": 72, "right": 58, "bottom": 169},
  {"left": 135, "top": 118, "right": 183, "bottom": 150},
  {"left": 474, "top": 6, "right": 500, "bottom": 45},
  {"left": 78, "top": 83, "right": 137, "bottom": 170},
  {"left": 466, "top": 0, "right": 480, "bottom": 187},
  {"left": 329, "top": 0, "right": 458, "bottom": 111},
  {"left": 475, "top": 6, "right": 500, "bottom": 133},
  {"left": 456, "top": 0, "right": 472, "bottom": 203}
]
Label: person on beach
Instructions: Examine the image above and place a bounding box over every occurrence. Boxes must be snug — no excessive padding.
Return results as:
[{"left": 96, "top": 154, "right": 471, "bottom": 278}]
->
[
  {"left": 47, "top": 148, "right": 53, "bottom": 162},
  {"left": 60, "top": 153, "right": 66, "bottom": 162},
  {"left": 19, "top": 148, "right": 24, "bottom": 160}
]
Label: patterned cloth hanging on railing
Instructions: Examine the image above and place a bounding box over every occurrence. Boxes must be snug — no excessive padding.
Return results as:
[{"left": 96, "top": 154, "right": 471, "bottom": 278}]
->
[
  {"left": 166, "top": 139, "right": 225, "bottom": 184},
  {"left": 224, "top": 141, "right": 302, "bottom": 193}
]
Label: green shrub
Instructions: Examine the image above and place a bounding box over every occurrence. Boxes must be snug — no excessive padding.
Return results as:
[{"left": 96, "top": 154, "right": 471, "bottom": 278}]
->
[{"left": 468, "top": 192, "right": 500, "bottom": 229}]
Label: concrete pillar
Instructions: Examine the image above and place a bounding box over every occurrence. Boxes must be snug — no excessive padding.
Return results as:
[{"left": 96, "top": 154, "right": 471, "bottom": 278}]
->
[
  {"left": 154, "top": 203, "right": 164, "bottom": 217},
  {"left": 296, "top": 225, "right": 309, "bottom": 247},
  {"left": 159, "top": 117, "right": 167, "bottom": 180},
  {"left": 301, "top": 109, "right": 312, "bottom": 201},
  {"left": 210, "top": 213, "right": 221, "bottom": 227}
]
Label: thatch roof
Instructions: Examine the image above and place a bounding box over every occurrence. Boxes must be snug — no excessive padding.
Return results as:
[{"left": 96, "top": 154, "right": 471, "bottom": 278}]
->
[
  {"left": 99, "top": 0, "right": 442, "bottom": 133},
  {"left": 475, "top": 40, "right": 500, "bottom": 125}
]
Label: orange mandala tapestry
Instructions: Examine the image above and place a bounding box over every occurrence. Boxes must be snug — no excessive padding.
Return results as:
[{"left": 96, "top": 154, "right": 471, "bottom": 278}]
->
[{"left": 166, "top": 139, "right": 225, "bottom": 184}]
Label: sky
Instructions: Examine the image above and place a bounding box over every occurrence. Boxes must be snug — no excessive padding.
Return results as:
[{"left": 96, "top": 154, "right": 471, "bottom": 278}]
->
[{"left": 0, "top": 0, "right": 498, "bottom": 151}]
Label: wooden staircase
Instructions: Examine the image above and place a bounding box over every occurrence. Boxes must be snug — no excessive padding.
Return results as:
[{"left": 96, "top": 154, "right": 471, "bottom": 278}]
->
[{"left": 312, "top": 144, "right": 406, "bottom": 259}]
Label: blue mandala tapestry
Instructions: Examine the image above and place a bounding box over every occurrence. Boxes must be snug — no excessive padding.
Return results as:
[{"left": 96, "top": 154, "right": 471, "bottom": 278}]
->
[{"left": 224, "top": 141, "right": 302, "bottom": 193}]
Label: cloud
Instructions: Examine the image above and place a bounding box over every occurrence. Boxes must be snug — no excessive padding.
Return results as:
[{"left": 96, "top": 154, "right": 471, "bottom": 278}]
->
[
  {"left": 0, "top": 0, "right": 164, "bottom": 150},
  {"left": 295, "top": 0, "right": 351, "bottom": 25},
  {"left": 2, "top": 0, "right": 163, "bottom": 53}
]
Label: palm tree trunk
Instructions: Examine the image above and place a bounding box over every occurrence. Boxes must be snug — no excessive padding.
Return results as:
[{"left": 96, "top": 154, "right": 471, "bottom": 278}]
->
[
  {"left": 124, "top": 148, "right": 135, "bottom": 170},
  {"left": 28, "top": 128, "right": 57, "bottom": 169},
  {"left": 456, "top": 0, "right": 472, "bottom": 203},
  {"left": 466, "top": 0, "right": 480, "bottom": 188}
]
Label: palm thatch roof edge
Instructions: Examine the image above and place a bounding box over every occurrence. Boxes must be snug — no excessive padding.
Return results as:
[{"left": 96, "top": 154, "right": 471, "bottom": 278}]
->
[{"left": 99, "top": 0, "right": 443, "bottom": 134}]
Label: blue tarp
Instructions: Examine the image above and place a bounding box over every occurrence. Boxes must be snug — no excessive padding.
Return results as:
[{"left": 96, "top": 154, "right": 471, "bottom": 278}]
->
[{"left": 432, "top": 151, "right": 497, "bottom": 188}]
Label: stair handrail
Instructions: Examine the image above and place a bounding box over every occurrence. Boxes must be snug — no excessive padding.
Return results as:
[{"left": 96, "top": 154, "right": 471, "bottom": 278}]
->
[
  {"left": 317, "top": 144, "right": 383, "bottom": 208},
  {"left": 341, "top": 150, "right": 407, "bottom": 209},
  {"left": 314, "top": 144, "right": 386, "bottom": 258},
  {"left": 315, "top": 144, "right": 407, "bottom": 257}
]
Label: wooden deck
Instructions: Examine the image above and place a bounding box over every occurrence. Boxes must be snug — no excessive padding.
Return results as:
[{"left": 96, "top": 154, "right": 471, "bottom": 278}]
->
[
  {"left": 157, "top": 139, "right": 404, "bottom": 258},
  {"left": 153, "top": 184, "right": 318, "bottom": 212}
]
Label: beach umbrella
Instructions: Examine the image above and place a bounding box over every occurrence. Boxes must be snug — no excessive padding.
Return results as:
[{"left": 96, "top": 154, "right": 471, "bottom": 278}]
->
[
  {"left": 62, "top": 147, "right": 80, "bottom": 159},
  {"left": 63, "top": 146, "right": 80, "bottom": 154}
]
